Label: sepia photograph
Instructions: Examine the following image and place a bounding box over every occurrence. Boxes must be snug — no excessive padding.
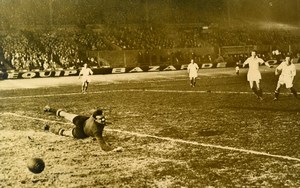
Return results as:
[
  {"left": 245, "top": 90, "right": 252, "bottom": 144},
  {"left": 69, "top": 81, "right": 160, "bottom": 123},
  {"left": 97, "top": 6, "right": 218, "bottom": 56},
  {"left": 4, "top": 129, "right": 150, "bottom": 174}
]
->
[{"left": 1, "top": 0, "right": 300, "bottom": 187}]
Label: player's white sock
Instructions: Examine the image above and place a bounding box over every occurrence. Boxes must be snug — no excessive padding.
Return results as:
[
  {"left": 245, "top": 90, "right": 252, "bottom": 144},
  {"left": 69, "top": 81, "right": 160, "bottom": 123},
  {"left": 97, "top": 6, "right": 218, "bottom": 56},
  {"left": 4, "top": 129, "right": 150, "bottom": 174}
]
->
[{"left": 56, "top": 109, "right": 62, "bottom": 116}]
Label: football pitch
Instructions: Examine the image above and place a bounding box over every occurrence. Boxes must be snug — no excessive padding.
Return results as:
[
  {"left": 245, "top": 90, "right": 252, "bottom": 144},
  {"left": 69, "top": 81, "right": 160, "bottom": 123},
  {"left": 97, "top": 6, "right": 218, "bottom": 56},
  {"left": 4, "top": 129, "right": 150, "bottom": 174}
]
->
[{"left": 1, "top": 67, "right": 300, "bottom": 187}]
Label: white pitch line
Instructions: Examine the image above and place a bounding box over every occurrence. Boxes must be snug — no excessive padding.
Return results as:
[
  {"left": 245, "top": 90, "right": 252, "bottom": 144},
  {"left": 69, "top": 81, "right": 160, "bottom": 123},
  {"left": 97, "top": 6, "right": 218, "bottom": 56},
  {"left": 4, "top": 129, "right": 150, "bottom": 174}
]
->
[
  {"left": 142, "top": 89, "right": 296, "bottom": 96},
  {"left": 110, "top": 129, "right": 300, "bottom": 162},
  {"left": 0, "top": 89, "right": 281, "bottom": 100},
  {"left": 142, "top": 89, "right": 258, "bottom": 95},
  {"left": 0, "top": 90, "right": 124, "bottom": 100},
  {"left": 2, "top": 112, "right": 300, "bottom": 162},
  {"left": 1, "top": 112, "right": 73, "bottom": 125}
]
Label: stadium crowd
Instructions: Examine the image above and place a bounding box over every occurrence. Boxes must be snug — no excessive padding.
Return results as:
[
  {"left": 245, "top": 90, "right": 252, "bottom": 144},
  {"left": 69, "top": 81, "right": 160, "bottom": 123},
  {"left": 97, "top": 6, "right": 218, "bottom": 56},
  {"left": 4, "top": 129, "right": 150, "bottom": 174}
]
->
[{"left": 0, "top": 25, "right": 300, "bottom": 72}]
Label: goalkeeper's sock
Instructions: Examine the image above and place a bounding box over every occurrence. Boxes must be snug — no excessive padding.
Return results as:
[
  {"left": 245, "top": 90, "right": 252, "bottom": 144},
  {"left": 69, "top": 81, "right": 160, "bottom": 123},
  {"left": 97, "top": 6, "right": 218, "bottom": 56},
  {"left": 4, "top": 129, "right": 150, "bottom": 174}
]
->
[
  {"left": 50, "top": 127, "right": 65, "bottom": 136},
  {"left": 56, "top": 109, "right": 63, "bottom": 117},
  {"left": 58, "top": 128, "right": 65, "bottom": 136}
]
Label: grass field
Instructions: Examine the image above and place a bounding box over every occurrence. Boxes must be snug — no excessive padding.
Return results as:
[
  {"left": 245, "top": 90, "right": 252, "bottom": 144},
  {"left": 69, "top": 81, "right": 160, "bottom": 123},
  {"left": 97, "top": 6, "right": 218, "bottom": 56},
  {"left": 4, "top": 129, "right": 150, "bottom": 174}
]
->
[{"left": 1, "top": 67, "right": 300, "bottom": 187}]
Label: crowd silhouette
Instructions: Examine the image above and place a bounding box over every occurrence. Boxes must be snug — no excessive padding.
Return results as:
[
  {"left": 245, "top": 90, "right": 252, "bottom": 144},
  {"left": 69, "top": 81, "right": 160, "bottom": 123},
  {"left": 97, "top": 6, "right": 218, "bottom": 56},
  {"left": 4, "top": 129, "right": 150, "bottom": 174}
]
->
[{"left": 0, "top": 25, "right": 299, "bottom": 72}]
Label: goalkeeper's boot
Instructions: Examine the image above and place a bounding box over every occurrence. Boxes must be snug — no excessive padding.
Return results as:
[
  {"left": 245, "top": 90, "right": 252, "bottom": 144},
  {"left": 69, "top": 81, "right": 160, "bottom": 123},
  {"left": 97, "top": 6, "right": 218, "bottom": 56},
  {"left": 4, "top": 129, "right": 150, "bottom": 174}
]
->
[
  {"left": 44, "top": 105, "right": 62, "bottom": 116},
  {"left": 44, "top": 105, "right": 51, "bottom": 112},
  {"left": 50, "top": 127, "right": 65, "bottom": 136}
]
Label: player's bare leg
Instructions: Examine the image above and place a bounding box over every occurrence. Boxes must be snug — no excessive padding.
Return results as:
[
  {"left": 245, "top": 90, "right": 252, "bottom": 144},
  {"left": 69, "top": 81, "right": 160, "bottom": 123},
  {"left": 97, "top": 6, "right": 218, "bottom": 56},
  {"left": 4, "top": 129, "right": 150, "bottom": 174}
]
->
[
  {"left": 190, "top": 78, "right": 194, "bottom": 87},
  {"left": 85, "top": 81, "right": 89, "bottom": 93},
  {"left": 249, "top": 81, "right": 256, "bottom": 94},
  {"left": 249, "top": 81, "right": 263, "bottom": 100},
  {"left": 81, "top": 81, "right": 87, "bottom": 94},
  {"left": 274, "top": 89, "right": 280, "bottom": 101},
  {"left": 81, "top": 81, "right": 89, "bottom": 94},
  {"left": 193, "top": 78, "right": 196, "bottom": 87},
  {"left": 274, "top": 83, "right": 281, "bottom": 101},
  {"left": 249, "top": 81, "right": 260, "bottom": 99},
  {"left": 251, "top": 87, "right": 259, "bottom": 99},
  {"left": 249, "top": 81, "right": 254, "bottom": 89},
  {"left": 255, "top": 81, "right": 263, "bottom": 100},
  {"left": 236, "top": 67, "right": 239, "bottom": 75}
]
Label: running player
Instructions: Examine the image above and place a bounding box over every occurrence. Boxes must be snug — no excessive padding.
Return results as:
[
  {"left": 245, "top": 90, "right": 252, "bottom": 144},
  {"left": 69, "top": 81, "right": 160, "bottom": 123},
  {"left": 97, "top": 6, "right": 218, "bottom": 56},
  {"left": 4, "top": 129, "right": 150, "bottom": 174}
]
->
[
  {"left": 79, "top": 63, "right": 93, "bottom": 94},
  {"left": 243, "top": 50, "right": 271, "bottom": 100},
  {"left": 273, "top": 55, "right": 298, "bottom": 100},
  {"left": 187, "top": 59, "right": 199, "bottom": 87},
  {"left": 44, "top": 105, "right": 113, "bottom": 151},
  {"left": 235, "top": 60, "right": 241, "bottom": 75}
]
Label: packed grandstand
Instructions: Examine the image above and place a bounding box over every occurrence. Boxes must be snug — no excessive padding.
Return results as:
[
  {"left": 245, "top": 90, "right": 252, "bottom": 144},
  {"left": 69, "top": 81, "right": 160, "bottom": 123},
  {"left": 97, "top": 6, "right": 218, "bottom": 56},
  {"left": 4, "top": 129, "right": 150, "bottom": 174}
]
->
[{"left": 0, "top": 0, "right": 300, "bottom": 77}]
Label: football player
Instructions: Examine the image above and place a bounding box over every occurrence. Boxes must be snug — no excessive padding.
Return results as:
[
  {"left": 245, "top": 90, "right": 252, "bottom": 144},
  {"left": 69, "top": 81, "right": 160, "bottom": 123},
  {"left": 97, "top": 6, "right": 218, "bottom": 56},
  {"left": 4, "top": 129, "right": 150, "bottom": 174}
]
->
[
  {"left": 44, "top": 105, "right": 113, "bottom": 151},
  {"left": 235, "top": 60, "right": 241, "bottom": 75},
  {"left": 79, "top": 63, "right": 93, "bottom": 94},
  {"left": 273, "top": 55, "right": 298, "bottom": 100},
  {"left": 243, "top": 50, "right": 271, "bottom": 100},
  {"left": 187, "top": 59, "right": 199, "bottom": 87}
]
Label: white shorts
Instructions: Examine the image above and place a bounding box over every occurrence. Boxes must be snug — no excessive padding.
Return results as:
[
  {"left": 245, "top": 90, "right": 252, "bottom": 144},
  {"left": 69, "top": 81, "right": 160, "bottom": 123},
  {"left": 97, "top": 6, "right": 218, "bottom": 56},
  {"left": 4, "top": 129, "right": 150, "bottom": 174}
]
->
[
  {"left": 247, "top": 70, "right": 261, "bottom": 82},
  {"left": 81, "top": 76, "right": 91, "bottom": 83},
  {"left": 189, "top": 72, "right": 198, "bottom": 79},
  {"left": 278, "top": 75, "right": 293, "bottom": 88}
]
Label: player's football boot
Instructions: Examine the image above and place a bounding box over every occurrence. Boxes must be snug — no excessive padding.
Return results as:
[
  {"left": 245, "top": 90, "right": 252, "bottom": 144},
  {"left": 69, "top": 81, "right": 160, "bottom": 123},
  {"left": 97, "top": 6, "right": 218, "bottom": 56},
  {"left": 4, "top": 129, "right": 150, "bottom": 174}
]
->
[
  {"left": 50, "top": 127, "right": 65, "bottom": 136},
  {"left": 44, "top": 105, "right": 51, "bottom": 112}
]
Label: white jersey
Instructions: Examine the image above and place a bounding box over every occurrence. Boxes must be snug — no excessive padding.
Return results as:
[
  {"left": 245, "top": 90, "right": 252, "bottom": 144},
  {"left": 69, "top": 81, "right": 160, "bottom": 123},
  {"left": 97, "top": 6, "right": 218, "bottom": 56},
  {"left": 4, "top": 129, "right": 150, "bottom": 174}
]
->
[
  {"left": 276, "top": 62, "right": 296, "bottom": 77},
  {"left": 187, "top": 63, "right": 199, "bottom": 78},
  {"left": 276, "top": 61, "right": 296, "bottom": 88},
  {"left": 79, "top": 67, "right": 93, "bottom": 83},
  {"left": 243, "top": 56, "right": 264, "bottom": 81}
]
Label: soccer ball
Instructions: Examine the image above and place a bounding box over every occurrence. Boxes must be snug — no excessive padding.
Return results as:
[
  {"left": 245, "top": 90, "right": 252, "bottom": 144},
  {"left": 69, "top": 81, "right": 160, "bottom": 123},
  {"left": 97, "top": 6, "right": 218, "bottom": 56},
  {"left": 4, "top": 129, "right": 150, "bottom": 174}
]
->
[{"left": 27, "top": 158, "right": 45, "bottom": 174}]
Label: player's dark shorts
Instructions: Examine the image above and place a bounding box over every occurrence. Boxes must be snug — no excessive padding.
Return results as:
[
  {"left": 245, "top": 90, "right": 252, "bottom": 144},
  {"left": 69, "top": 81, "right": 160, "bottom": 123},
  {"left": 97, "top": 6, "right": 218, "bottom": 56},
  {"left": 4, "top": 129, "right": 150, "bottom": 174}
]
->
[{"left": 72, "top": 115, "right": 89, "bottom": 139}]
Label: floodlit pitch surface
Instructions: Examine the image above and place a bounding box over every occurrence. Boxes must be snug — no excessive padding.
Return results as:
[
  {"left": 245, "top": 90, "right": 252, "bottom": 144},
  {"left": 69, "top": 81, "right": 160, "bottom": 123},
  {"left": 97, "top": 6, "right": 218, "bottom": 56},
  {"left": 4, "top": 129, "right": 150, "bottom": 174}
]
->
[{"left": 1, "top": 66, "right": 300, "bottom": 187}]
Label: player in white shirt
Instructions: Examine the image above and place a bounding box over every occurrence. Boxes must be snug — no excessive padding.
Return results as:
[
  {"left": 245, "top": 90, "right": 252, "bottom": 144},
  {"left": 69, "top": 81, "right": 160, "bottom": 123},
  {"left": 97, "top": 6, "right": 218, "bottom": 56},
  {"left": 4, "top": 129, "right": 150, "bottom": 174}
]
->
[
  {"left": 187, "top": 59, "right": 199, "bottom": 87},
  {"left": 273, "top": 55, "right": 298, "bottom": 100},
  {"left": 243, "top": 50, "right": 271, "bottom": 100},
  {"left": 79, "top": 63, "right": 93, "bottom": 94}
]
